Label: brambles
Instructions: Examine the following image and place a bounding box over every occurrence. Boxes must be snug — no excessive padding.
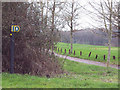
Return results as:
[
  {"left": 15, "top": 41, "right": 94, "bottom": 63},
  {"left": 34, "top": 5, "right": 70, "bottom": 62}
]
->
[{"left": 2, "top": 2, "right": 63, "bottom": 77}]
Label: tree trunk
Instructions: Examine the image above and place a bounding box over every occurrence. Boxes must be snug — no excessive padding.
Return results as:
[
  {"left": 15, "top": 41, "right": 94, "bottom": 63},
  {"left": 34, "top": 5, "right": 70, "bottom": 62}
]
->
[
  {"left": 107, "top": 33, "right": 112, "bottom": 68},
  {"left": 51, "top": 0, "right": 56, "bottom": 54},
  {"left": 107, "top": 1, "right": 112, "bottom": 68},
  {"left": 70, "top": 0, "right": 74, "bottom": 53},
  {"left": 70, "top": 30, "right": 73, "bottom": 53}
]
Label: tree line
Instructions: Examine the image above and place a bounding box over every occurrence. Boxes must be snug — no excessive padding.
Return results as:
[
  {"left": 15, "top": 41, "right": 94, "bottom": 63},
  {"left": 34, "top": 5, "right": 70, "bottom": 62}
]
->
[{"left": 60, "top": 28, "right": 119, "bottom": 47}]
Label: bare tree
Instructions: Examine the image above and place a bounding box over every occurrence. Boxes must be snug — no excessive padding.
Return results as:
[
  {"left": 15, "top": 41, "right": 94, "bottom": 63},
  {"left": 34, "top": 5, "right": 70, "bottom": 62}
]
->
[
  {"left": 46, "top": 0, "right": 66, "bottom": 53},
  {"left": 62, "top": 0, "right": 81, "bottom": 53},
  {"left": 51, "top": 0, "right": 56, "bottom": 54},
  {"left": 88, "top": 0, "right": 119, "bottom": 68}
]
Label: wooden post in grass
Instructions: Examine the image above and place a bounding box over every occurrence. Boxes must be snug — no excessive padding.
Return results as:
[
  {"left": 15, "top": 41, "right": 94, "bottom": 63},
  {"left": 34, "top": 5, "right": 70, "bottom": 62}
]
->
[
  {"left": 104, "top": 55, "right": 105, "bottom": 60},
  {"left": 61, "top": 48, "right": 62, "bottom": 53},
  {"left": 113, "top": 56, "right": 115, "bottom": 60},
  {"left": 88, "top": 52, "right": 91, "bottom": 57},
  {"left": 80, "top": 51, "right": 82, "bottom": 56},
  {"left": 69, "top": 49, "right": 70, "bottom": 54},
  {"left": 95, "top": 55, "right": 98, "bottom": 59},
  {"left": 58, "top": 48, "right": 59, "bottom": 52},
  {"left": 65, "top": 49, "right": 66, "bottom": 54},
  {"left": 74, "top": 50, "right": 75, "bottom": 55}
]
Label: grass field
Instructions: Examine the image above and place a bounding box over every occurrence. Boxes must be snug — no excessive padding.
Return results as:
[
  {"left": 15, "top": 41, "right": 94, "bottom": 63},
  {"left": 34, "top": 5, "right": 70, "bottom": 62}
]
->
[
  {"left": 55, "top": 42, "right": 119, "bottom": 65},
  {"left": 2, "top": 58, "right": 118, "bottom": 88}
]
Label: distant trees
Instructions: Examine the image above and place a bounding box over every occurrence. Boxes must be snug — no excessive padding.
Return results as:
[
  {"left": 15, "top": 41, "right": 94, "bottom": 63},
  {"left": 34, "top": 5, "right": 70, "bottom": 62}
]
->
[{"left": 60, "top": 30, "right": 109, "bottom": 46}]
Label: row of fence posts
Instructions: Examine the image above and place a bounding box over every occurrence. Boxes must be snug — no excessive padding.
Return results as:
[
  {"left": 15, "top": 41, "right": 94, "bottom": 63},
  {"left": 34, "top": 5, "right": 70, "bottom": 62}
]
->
[{"left": 56, "top": 47, "right": 116, "bottom": 60}]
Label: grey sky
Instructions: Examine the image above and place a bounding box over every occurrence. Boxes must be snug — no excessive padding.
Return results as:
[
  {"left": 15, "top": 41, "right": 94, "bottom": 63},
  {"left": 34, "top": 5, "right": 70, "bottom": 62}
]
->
[{"left": 3, "top": 0, "right": 118, "bottom": 30}]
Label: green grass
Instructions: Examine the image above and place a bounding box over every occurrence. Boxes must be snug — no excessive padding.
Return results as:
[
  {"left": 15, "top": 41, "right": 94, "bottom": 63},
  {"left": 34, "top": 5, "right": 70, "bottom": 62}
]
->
[
  {"left": 2, "top": 58, "right": 118, "bottom": 88},
  {"left": 55, "top": 42, "right": 119, "bottom": 65}
]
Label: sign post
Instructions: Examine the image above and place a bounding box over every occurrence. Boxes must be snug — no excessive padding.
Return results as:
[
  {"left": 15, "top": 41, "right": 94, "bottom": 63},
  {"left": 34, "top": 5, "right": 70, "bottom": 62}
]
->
[{"left": 10, "top": 25, "right": 20, "bottom": 74}]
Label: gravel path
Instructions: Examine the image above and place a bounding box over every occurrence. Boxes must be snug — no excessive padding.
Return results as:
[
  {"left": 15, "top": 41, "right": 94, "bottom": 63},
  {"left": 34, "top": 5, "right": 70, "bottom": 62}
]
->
[{"left": 55, "top": 53, "right": 119, "bottom": 69}]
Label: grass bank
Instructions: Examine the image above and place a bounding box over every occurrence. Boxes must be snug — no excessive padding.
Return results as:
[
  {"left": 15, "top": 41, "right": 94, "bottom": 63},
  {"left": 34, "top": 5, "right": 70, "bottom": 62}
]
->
[
  {"left": 55, "top": 42, "right": 119, "bottom": 65},
  {"left": 2, "top": 58, "right": 118, "bottom": 88}
]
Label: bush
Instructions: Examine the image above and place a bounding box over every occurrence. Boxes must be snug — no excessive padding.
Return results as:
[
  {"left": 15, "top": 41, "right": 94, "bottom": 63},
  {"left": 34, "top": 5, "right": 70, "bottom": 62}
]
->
[{"left": 2, "top": 2, "right": 63, "bottom": 77}]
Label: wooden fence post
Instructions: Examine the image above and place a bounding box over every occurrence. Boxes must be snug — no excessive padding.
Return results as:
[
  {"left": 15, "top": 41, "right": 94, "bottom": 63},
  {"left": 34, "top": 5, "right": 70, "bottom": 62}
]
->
[
  {"left": 95, "top": 55, "right": 98, "bottom": 59},
  {"left": 69, "top": 49, "right": 70, "bottom": 54},
  {"left": 80, "top": 51, "right": 82, "bottom": 56},
  {"left": 113, "top": 56, "right": 115, "bottom": 60},
  {"left": 104, "top": 55, "right": 105, "bottom": 60},
  {"left": 74, "top": 50, "right": 75, "bottom": 55},
  {"left": 65, "top": 49, "right": 66, "bottom": 54},
  {"left": 61, "top": 48, "right": 62, "bottom": 53},
  {"left": 88, "top": 52, "right": 91, "bottom": 57}
]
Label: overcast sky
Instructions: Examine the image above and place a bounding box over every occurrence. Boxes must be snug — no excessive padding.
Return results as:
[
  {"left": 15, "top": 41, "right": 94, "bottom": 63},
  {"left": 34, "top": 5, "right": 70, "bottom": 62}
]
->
[
  {"left": 63, "top": 0, "right": 102, "bottom": 30},
  {"left": 64, "top": 0, "right": 119, "bottom": 30},
  {"left": 29, "top": 0, "right": 118, "bottom": 30}
]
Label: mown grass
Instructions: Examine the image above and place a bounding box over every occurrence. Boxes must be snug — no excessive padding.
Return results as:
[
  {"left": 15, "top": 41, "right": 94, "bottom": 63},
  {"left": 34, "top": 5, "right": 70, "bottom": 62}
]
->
[
  {"left": 55, "top": 42, "right": 119, "bottom": 65},
  {"left": 2, "top": 58, "right": 118, "bottom": 88}
]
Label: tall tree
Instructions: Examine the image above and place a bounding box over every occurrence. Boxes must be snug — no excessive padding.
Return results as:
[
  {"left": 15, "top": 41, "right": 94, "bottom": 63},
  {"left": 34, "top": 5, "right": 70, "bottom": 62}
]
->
[
  {"left": 62, "top": 0, "right": 81, "bottom": 53},
  {"left": 51, "top": 0, "right": 56, "bottom": 54},
  {"left": 89, "top": 0, "right": 119, "bottom": 68}
]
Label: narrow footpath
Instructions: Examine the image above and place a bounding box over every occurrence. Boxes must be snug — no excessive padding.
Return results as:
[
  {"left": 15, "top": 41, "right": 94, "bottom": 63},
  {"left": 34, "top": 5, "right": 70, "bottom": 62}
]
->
[{"left": 54, "top": 53, "right": 119, "bottom": 69}]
